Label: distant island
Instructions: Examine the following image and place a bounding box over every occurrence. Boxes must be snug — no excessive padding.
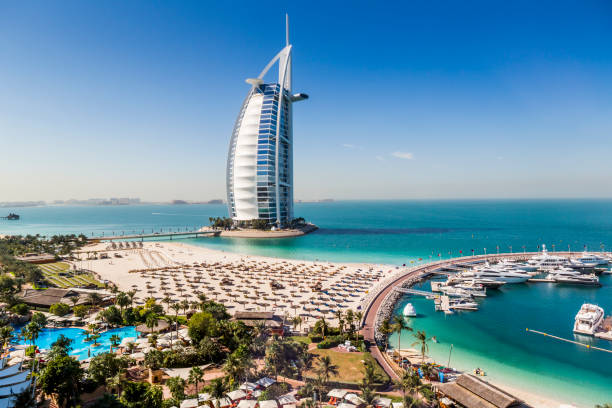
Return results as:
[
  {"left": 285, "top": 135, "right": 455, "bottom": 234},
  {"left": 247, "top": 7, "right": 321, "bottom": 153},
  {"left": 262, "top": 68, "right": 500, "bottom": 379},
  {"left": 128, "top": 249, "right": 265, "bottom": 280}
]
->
[
  {"left": 1, "top": 198, "right": 226, "bottom": 207},
  {"left": 296, "top": 198, "right": 335, "bottom": 203},
  {"left": 172, "top": 199, "right": 225, "bottom": 205}
]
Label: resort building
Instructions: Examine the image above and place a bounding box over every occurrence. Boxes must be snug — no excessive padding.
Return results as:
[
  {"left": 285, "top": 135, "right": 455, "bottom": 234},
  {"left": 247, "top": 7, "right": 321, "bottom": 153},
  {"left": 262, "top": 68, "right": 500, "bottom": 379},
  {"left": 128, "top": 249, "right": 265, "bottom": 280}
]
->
[{"left": 226, "top": 15, "right": 308, "bottom": 227}]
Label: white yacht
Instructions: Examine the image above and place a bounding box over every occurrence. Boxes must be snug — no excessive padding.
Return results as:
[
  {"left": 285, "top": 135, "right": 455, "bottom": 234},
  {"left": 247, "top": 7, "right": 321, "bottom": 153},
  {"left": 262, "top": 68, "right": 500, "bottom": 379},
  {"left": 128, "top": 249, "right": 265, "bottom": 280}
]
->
[
  {"left": 553, "top": 273, "right": 600, "bottom": 287},
  {"left": 457, "top": 268, "right": 531, "bottom": 284},
  {"left": 566, "top": 258, "right": 597, "bottom": 271},
  {"left": 527, "top": 245, "right": 568, "bottom": 270},
  {"left": 545, "top": 267, "right": 581, "bottom": 279},
  {"left": 447, "top": 276, "right": 506, "bottom": 289},
  {"left": 576, "top": 252, "right": 609, "bottom": 266},
  {"left": 573, "top": 303, "right": 604, "bottom": 335},
  {"left": 403, "top": 303, "right": 417, "bottom": 317},
  {"left": 439, "top": 286, "right": 475, "bottom": 298},
  {"left": 449, "top": 298, "right": 479, "bottom": 310},
  {"left": 452, "top": 282, "right": 487, "bottom": 297},
  {"left": 497, "top": 259, "right": 538, "bottom": 273}
]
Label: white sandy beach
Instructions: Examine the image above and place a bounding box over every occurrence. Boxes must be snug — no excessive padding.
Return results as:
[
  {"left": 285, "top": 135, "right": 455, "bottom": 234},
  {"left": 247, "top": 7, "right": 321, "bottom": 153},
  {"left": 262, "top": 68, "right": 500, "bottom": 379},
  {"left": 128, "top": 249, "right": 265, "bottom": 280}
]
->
[
  {"left": 75, "top": 241, "right": 568, "bottom": 408},
  {"left": 75, "top": 241, "right": 395, "bottom": 328}
]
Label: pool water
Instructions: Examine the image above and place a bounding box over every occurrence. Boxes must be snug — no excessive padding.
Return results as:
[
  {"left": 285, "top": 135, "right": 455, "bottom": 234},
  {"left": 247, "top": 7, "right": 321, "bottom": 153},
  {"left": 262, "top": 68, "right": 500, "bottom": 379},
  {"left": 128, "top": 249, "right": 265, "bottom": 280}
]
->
[{"left": 16, "top": 326, "right": 138, "bottom": 360}]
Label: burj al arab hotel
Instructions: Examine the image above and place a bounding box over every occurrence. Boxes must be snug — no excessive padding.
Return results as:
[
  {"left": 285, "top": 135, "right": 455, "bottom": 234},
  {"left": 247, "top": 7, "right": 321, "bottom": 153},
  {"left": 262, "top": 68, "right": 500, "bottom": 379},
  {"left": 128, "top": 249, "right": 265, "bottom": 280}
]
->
[{"left": 226, "top": 16, "right": 308, "bottom": 227}]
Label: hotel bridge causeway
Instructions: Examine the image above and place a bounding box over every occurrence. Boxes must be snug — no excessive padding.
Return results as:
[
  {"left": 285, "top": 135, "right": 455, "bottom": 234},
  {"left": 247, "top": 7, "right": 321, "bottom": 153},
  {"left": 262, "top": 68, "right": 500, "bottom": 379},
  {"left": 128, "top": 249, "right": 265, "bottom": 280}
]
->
[{"left": 87, "top": 230, "right": 220, "bottom": 242}]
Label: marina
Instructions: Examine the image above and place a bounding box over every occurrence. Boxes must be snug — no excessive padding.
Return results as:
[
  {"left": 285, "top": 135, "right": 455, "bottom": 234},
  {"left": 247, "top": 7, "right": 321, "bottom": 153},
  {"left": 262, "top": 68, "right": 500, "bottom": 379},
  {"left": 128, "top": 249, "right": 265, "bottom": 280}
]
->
[{"left": 2, "top": 201, "right": 612, "bottom": 407}]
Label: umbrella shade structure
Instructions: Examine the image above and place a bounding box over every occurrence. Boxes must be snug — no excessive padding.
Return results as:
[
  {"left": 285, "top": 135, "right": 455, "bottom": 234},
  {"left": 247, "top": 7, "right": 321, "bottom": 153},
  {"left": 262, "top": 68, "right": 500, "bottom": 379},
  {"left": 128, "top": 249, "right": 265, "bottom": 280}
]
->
[
  {"left": 237, "top": 401, "right": 257, "bottom": 408},
  {"left": 239, "top": 382, "right": 258, "bottom": 391},
  {"left": 327, "top": 389, "right": 348, "bottom": 399},
  {"left": 135, "top": 319, "right": 170, "bottom": 334},
  {"left": 259, "top": 401, "right": 278, "bottom": 408},
  {"left": 227, "top": 389, "right": 247, "bottom": 401},
  {"left": 255, "top": 377, "right": 276, "bottom": 388}
]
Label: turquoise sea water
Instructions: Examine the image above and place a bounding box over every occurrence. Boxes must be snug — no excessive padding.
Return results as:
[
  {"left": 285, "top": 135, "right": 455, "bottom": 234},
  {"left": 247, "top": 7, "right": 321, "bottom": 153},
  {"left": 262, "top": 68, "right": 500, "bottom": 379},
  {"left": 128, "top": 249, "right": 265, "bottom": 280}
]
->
[
  {"left": 16, "top": 326, "right": 137, "bottom": 360},
  {"left": 1, "top": 200, "right": 611, "bottom": 405}
]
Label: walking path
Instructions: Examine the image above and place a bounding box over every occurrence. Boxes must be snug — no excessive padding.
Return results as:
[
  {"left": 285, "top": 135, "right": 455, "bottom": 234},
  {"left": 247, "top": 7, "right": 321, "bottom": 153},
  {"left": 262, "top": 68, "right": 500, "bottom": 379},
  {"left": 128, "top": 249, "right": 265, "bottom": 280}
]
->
[{"left": 359, "top": 252, "right": 587, "bottom": 381}]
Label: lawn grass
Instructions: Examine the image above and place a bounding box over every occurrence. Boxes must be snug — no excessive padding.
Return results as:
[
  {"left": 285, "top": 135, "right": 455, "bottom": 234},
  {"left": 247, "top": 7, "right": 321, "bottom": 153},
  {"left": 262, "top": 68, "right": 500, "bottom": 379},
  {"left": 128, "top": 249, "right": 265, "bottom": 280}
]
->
[
  {"left": 39, "top": 262, "right": 104, "bottom": 289},
  {"left": 306, "top": 348, "right": 389, "bottom": 384},
  {"left": 289, "top": 336, "right": 312, "bottom": 345}
]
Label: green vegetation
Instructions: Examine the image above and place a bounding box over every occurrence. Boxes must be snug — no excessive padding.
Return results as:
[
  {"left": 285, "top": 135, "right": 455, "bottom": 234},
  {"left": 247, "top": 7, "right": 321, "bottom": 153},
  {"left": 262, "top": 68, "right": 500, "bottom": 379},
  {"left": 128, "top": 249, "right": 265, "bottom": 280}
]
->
[
  {"left": 50, "top": 302, "right": 71, "bottom": 316},
  {"left": 307, "top": 348, "right": 389, "bottom": 385},
  {"left": 208, "top": 217, "right": 233, "bottom": 229},
  {"left": 39, "top": 262, "right": 103, "bottom": 288}
]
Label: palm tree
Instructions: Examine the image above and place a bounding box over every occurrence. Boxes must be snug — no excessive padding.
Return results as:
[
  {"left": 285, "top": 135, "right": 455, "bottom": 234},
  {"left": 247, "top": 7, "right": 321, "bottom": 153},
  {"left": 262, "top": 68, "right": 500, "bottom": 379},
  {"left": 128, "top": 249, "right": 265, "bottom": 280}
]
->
[
  {"left": 107, "top": 371, "right": 126, "bottom": 396},
  {"left": 379, "top": 318, "right": 392, "bottom": 352},
  {"left": 170, "top": 302, "right": 181, "bottom": 345},
  {"left": 109, "top": 334, "right": 121, "bottom": 351},
  {"left": 345, "top": 309, "right": 354, "bottom": 336},
  {"left": 162, "top": 296, "right": 172, "bottom": 313},
  {"left": 146, "top": 313, "right": 159, "bottom": 333},
  {"left": 87, "top": 292, "right": 102, "bottom": 310},
  {"left": 316, "top": 355, "right": 339, "bottom": 384},
  {"left": 292, "top": 316, "right": 302, "bottom": 332},
  {"left": 188, "top": 366, "right": 204, "bottom": 395},
  {"left": 411, "top": 330, "right": 429, "bottom": 363},
  {"left": 392, "top": 315, "right": 412, "bottom": 359},
  {"left": 361, "top": 360, "right": 376, "bottom": 389},
  {"left": 127, "top": 289, "right": 137, "bottom": 307},
  {"left": 0, "top": 326, "right": 13, "bottom": 352},
  {"left": 148, "top": 334, "right": 158, "bottom": 348},
  {"left": 354, "top": 311, "right": 363, "bottom": 341},
  {"left": 394, "top": 370, "right": 412, "bottom": 399},
  {"left": 223, "top": 353, "right": 243, "bottom": 385},
  {"left": 206, "top": 377, "right": 229, "bottom": 399},
  {"left": 316, "top": 317, "right": 328, "bottom": 337},
  {"left": 180, "top": 299, "right": 190, "bottom": 315},
  {"left": 116, "top": 292, "right": 130, "bottom": 312},
  {"left": 334, "top": 310, "right": 344, "bottom": 334},
  {"left": 197, "top": 293, "right": 208, "bottom": 310}
]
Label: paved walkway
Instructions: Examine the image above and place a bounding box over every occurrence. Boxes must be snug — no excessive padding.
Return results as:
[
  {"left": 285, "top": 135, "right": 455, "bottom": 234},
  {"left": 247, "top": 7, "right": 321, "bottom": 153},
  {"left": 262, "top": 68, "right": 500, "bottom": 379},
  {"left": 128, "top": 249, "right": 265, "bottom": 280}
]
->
[{"left": 359, "top": 252, "right": 586, "bottom": 382}]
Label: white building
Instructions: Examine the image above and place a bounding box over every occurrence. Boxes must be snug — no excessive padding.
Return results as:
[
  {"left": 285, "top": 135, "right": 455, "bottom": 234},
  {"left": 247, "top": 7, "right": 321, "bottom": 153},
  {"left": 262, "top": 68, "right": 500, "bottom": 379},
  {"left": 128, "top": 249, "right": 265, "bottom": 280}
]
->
[{"left": 226, "top": 15, "right": 308, "bottom": 227}]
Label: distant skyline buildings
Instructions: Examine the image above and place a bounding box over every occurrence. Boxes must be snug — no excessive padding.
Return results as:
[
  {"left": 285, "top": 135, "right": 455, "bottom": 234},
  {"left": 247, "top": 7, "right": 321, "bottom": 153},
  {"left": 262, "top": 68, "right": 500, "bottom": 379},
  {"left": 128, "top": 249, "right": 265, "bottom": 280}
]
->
[{"left": 1, "top": 2, "right": 611, "bottom": 201}]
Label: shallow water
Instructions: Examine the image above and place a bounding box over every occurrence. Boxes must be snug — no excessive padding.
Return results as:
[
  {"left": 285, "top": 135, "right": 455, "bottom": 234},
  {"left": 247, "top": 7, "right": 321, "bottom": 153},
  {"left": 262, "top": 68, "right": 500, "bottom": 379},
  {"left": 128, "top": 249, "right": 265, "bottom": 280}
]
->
[
  {"left": 16, "top": 326, "right": 137, "bottom": 360},
  {"left": 2, "top": 200, "right": 612, "bottom": 404}
]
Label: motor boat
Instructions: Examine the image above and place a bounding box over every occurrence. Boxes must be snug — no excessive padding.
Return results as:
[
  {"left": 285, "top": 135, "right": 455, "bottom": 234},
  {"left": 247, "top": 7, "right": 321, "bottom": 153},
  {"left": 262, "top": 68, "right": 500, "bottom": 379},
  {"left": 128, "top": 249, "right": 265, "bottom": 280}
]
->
[
  {"left": 439, "top": 286, "right": 474, "bottom": 298},
  {"left": 452, "top": 282, "right": 487, "bottom": 297},
  {"left": 449, "top": 299, "right": 479, "bottom": 310},
  {"left": 576, "top": 252, "right": 609, "bottom": 266},
  {"left": 566, "top": 258, "right": 597, "bottom": 272},
  {"left": 496, "top": 259, "right": 538, "bottom": 273},
  {"left": 447, "top": 276, "right": 506, "bottom": 289},
  {"left": 553, "top": 273, "right": 601, "bottom": 287},
  {"left": 573, "top": 303, "right": 604, "bottom": 335},
  {"left": 527, "top": 245, "right": 568, "bottom": 270},
  {"left": 403, "top": 302, "right": 417, "bottom": 317},
  {"left": 545, "top": 267, "right": 581, "bottom": 279},
  {"left": 457, "top": 268, "right": 531, "bottom": 284}
]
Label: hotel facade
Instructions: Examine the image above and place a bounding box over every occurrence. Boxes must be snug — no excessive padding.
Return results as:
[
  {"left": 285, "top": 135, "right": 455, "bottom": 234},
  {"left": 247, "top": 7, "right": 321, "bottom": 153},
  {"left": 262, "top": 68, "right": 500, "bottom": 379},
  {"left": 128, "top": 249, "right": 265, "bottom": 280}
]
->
[{"left": 226, "top": 18, "right": 307, "bottom": 227}]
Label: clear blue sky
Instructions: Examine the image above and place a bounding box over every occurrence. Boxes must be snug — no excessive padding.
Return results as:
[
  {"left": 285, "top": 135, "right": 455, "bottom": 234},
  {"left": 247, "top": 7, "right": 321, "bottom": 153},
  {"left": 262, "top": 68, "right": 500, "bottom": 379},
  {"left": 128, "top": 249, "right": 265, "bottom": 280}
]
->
[{"left": 1, "top": 1, "right": 611, "bottom": 201}]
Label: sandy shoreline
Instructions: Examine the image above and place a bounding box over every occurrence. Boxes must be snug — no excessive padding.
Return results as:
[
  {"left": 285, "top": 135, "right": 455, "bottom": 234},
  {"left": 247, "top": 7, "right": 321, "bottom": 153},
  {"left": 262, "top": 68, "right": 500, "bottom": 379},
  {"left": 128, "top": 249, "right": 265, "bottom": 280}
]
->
[
  {"left": 76, "top": 241, "right": 396, "bottom": 329},
  {"left": 76, "top": 241, "right": 569, "bottom": 408}
]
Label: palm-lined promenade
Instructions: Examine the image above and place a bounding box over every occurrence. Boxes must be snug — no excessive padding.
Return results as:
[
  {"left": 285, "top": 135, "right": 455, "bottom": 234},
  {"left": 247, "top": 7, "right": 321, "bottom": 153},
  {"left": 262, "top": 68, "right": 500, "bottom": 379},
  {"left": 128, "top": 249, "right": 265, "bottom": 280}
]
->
[{"left": 359, "top": 252, "right": 598, "bottom": 408}]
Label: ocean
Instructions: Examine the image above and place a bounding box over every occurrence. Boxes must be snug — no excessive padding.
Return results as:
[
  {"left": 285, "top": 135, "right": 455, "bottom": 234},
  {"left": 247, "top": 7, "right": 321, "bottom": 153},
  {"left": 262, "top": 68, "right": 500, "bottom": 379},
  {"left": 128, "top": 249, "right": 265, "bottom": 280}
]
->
[{"left": 1, "top": 200, "right": 611, "bottom": 406}]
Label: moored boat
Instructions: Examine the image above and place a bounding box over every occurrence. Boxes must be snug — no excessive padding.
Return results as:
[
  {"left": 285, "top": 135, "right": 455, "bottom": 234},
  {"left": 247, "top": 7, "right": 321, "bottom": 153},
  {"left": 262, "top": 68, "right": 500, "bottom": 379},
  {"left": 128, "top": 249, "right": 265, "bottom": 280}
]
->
[
  {"left": 403, "top": 302, "right": 417, "bottom": 317},
  {"left": 573, "top": 303, "right": 604, "bottom": 335}
]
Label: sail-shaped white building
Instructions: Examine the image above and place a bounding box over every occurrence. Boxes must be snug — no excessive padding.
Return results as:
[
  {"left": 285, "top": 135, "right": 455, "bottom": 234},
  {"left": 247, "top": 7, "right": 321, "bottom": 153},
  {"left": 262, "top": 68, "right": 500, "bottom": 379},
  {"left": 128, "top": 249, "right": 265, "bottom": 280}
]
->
[{"left": 226, "top": 16, "right": 308, "bottom": 227}]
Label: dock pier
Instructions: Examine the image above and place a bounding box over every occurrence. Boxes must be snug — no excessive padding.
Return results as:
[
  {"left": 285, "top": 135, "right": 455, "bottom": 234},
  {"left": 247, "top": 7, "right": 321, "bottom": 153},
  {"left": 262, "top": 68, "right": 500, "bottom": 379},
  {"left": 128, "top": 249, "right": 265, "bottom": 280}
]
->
[{"left": 87, "top": 230, "right": 220, "bottom": 242}]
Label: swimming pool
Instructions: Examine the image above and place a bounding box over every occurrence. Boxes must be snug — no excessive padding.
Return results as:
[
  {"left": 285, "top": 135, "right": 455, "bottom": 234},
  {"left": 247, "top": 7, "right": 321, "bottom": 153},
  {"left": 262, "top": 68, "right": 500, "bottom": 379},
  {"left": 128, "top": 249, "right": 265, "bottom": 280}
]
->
[{"left": 16, "top": 326, "right": 138, "bottom": 360}]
